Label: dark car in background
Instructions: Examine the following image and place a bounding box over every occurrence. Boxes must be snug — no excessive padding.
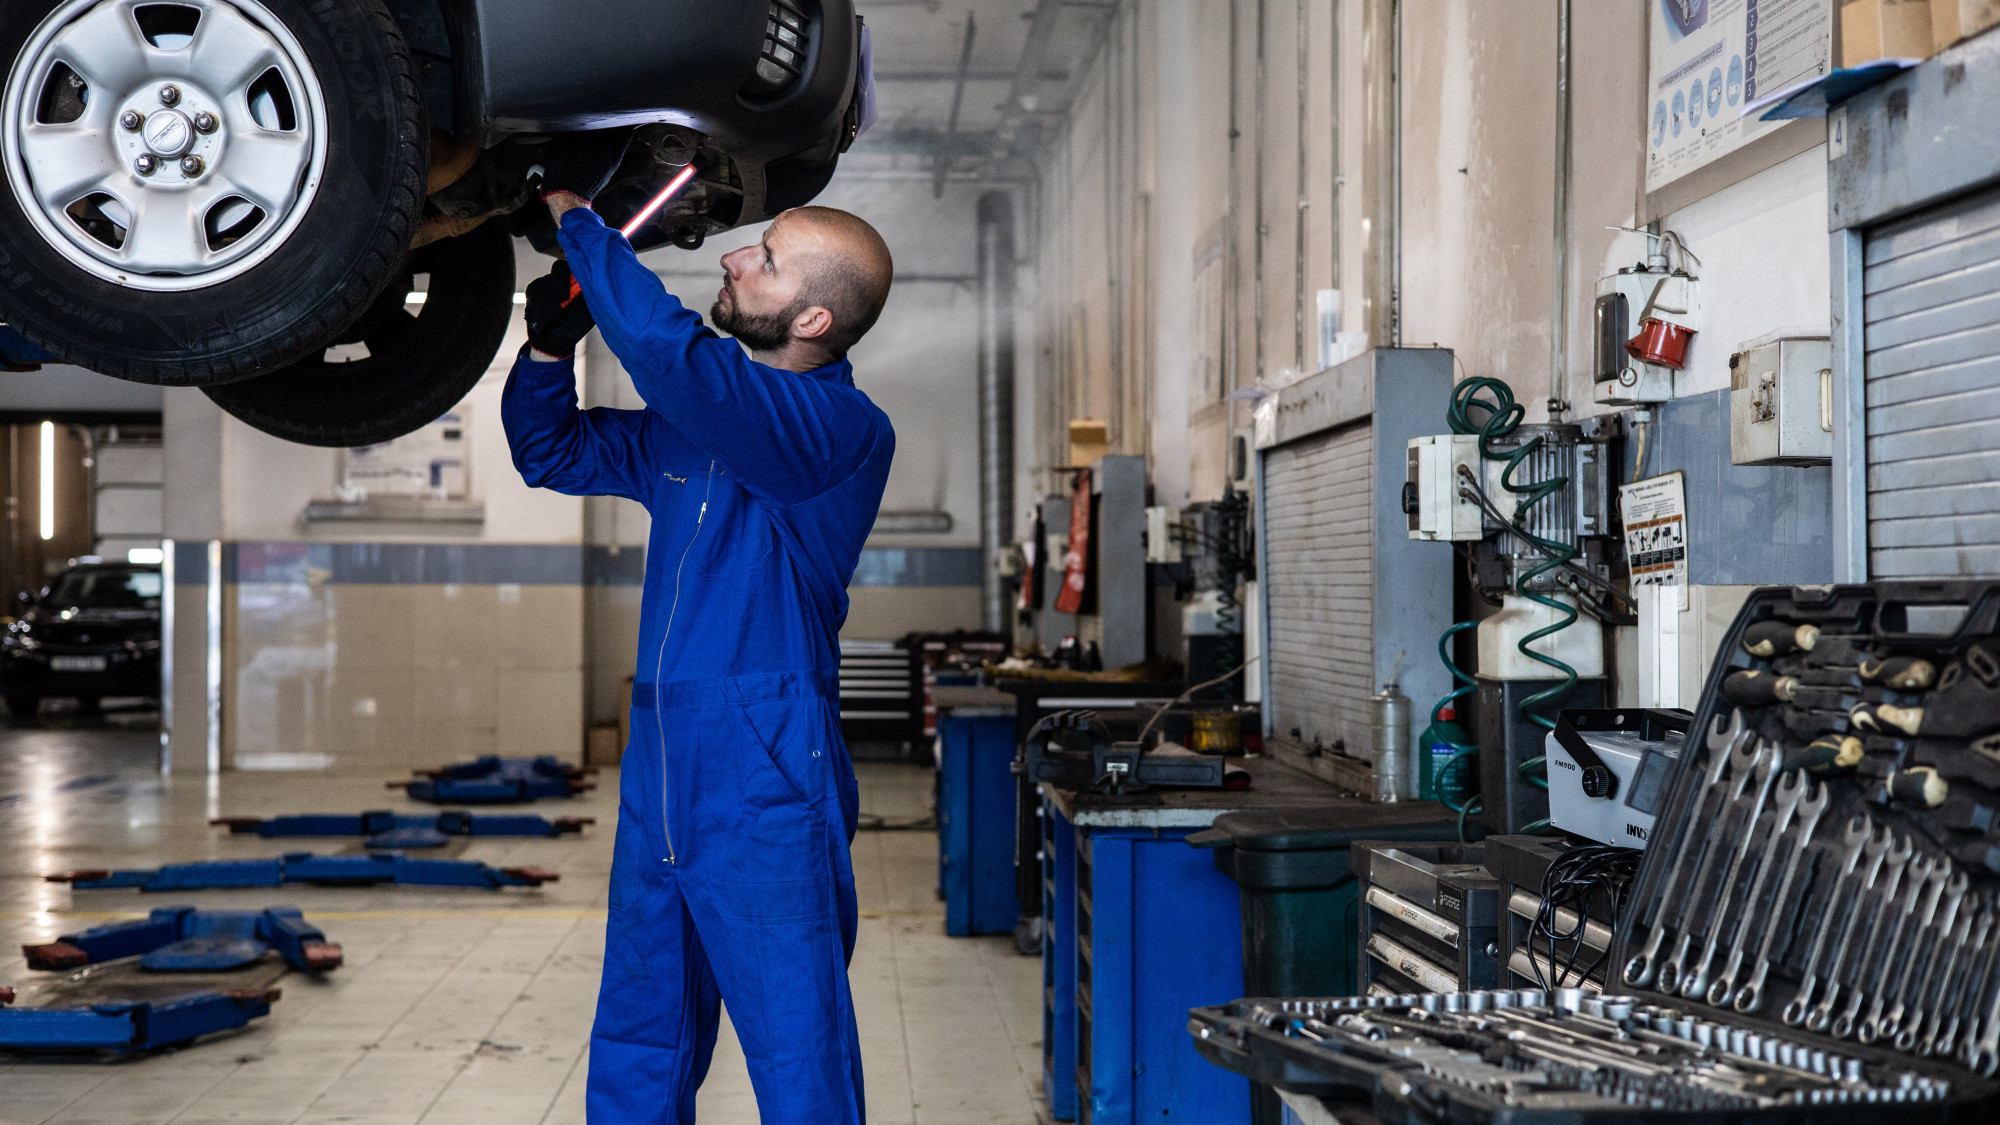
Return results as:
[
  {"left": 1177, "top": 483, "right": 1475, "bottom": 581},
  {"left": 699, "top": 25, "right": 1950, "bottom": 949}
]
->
[
  {"left": 0, "top": 0, "right": 872, "bottom": 447},
  {"left": 2, "top": 561, "right": 163, "bottom": 717}
]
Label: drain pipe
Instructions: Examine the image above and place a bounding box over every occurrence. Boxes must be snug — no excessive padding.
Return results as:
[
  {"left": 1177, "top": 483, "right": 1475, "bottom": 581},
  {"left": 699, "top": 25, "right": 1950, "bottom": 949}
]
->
[
  {"left": 976, "top": 191, "right": 1017, "bottom": 633},
  {"left": 1548, "top": 0, "right": 1572, "bottom": 420}
]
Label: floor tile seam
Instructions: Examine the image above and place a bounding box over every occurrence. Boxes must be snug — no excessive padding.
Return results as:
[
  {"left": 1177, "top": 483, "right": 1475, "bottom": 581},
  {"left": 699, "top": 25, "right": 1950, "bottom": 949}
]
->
[
  {"left": 288, "top": 913, "right": 504, "bottom": 1120},
  {"left": 531, "top": 1044, "right": 590, "bottom": 1125},
  {"left": 410, "top": 910, "right": 585, "bottom": 1124},
  {"left": 880, "top": 900, "right": 922, "bottom": 1119}
]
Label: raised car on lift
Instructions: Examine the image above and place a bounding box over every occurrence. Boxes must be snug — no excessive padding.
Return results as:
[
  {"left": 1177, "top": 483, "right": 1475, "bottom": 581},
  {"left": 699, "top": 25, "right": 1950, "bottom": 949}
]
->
[
  {"left": 0, "top": 0, "right": 872, "bottom": 446},
  {"left": 1, "top": 558, "right": 163, "bottom": 717}
]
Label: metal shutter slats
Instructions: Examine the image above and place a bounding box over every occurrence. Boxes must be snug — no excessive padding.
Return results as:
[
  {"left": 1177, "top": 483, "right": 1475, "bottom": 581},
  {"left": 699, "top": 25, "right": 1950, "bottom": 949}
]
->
[
  {"left": 1863, "top": 184, "right": 2000, "bottom": 578},
  {"left": 1263, "top": 423, "right": 1374, "bottom": 749},
  {"left": 1865, "top": 352, "right": 2000, "bottom": 409}
]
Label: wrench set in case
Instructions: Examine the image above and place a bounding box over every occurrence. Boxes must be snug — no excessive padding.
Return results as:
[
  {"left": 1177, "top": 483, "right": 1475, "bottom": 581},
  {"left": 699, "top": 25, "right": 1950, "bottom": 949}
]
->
[{"left": 1190, "top": 582, "right": 2000, "bottom": 1120}]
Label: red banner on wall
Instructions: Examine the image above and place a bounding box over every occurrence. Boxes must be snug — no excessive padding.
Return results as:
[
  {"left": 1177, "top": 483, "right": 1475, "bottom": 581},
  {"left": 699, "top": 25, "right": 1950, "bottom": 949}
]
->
[{"left": 1053, "top": 469, "right": 1091, "bottom": 615}]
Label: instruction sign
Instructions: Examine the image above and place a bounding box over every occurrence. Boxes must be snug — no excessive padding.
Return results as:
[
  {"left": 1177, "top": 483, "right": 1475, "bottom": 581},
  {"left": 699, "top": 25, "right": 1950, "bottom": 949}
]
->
[
  {"left": 1645, "top": 0, "right": 1831, "bottom": 193},
  {"left": 341, "top": 411, "right": 469, "bottom": 498},
  {"left": 1622, "top": 471, "right": 1688, "bottom": 589}
]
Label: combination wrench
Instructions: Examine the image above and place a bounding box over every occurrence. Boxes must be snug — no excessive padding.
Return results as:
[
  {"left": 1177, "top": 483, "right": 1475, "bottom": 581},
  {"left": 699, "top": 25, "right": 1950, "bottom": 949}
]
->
[
  {"left": 1904, "top": 906, "right": 1979, "bottom": 1053},
  {"left": 1865, "top": 868, "right": 1964, "bottom": 1044},
  {"left": 1804, "top": 829, "right": 1908, "bottom": 1033},
  {"left": 1831, "top": 850, "right": 1933, "bottom": 1039},
  {"left": 1730, "top": 776, "right": 1831, "bottom": 1014},
  {"left": 1682, "top": 741, "right": 1782, "bottom": 1002},
  {"left": 1937, "top": 908, "right": 1999, "bottom": 1058},
  {"left": 1925, "top": 907, "right": 1993, "bottom": 1057},
  {"left": 1656, "top": 730, "right": 1765, "bottom": 996},
  {"left": 1780, "top": 817, "right": 1881, "bottom": 1027},
  {"left": 1624, "top": 709, "right": 1751, "bottom": 989}
]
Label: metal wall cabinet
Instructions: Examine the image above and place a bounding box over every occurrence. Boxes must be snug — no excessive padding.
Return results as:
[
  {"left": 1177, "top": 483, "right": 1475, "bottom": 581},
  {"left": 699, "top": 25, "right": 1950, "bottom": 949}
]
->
[
  {"left": 1254, "top": 349, "right": 1457, "bottom": 769},
  {"left": 1828, "top": 34, "right": 2000, "bottom": 581},
  {"left": 938, "top": 711, "right": 1020, "bottom": 936}
]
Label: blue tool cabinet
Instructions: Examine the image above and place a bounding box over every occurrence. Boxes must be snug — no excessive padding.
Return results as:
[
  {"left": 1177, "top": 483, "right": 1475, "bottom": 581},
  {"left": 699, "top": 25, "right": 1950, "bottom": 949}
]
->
[
  {"left": 1042, "top": 796, "right": 1079, "bottom": 1120},
  {"left": 937, "top": 710, "right": 1020, "bottom": 935},
  {"left": 1042, "top": 794, "right": 1251, "bottom": 1124}
]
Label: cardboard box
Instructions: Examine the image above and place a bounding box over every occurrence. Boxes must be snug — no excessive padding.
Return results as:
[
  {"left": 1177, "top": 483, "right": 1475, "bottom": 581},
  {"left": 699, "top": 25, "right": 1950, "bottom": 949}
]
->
[
  {"left": 1067, "top": 419, "right": 1109, "bottom": 468},
  {"left": 587, "top": 723, "right": 624, "bottom": 766},
  {"left": 1933, "top": 0, "right": 2000, "bottom": 49},
  {"left": 1843, "top": 0, "right": 1934, "bottom": 66}
]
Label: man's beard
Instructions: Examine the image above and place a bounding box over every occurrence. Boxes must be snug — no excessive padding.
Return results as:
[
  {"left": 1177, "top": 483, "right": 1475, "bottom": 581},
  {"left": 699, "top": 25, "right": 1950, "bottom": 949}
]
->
[{"left": 711, "top": 288, "right": 805, "bottom": 352}]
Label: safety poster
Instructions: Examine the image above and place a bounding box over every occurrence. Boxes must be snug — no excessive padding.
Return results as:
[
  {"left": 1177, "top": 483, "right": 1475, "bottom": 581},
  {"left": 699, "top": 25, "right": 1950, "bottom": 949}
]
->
[
  {"left": 1645, "top": 0, "right": 1832, "bottom": 193},
  {"left": 1621, "top": 471, "right": 1689, "bottom": 589}
]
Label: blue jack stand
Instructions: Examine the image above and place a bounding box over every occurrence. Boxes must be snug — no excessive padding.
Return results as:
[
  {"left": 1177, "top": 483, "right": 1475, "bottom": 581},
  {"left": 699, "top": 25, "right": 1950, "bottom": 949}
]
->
[
  {"left": 0, "top": 985, "right": 278, "bottom": 1052},
  {"left": 213, "top": 810, "right": 593, "bottom": 848},
  {"left": 24, "top": 907, "right": 342, "bottom": 973},
  {"left": 390, "top": 756, "right": 595, "bottom": 804},
  {"left": 48, "top": 852, "right": 559, "bottom": 891}
]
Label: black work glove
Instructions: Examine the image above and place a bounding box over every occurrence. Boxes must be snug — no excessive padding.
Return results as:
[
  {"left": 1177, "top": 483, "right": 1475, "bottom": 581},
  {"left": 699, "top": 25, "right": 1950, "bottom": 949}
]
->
[
  {"left": 524, "top": 261, "right": 595, "bottom": 360},
  {"left": 538, "top": 127, "right": 637, "bottom": 203}
]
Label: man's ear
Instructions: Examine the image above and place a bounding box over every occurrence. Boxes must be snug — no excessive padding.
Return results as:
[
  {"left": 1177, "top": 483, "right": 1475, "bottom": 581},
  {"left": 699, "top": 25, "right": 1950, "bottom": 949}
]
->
[{"left": 792, "top": 306, "right": 835, "bottom": 343}]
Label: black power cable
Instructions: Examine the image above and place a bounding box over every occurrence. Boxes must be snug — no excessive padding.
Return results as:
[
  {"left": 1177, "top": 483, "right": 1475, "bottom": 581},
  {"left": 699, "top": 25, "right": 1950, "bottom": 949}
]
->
[{"left": 1529, "top": 844, "right": 1642, "bottom": 990}]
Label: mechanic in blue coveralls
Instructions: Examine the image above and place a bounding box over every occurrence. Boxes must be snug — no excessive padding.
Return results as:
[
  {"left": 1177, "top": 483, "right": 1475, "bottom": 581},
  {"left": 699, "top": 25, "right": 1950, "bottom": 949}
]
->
[{"left": 502, "top": 133, "right": 895, "bottom": 1124}]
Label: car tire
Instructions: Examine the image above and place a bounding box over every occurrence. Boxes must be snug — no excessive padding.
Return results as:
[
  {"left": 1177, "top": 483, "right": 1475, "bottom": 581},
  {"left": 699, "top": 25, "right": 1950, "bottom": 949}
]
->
[
  {"left": 204, "top": 220, "right": 517, "bottom": 447},
  {"left": 6, "top": 691, "right": 38, "bottom": 718},
  {"left": 0, "top": 0, "right": 425, "bottom": 386}
]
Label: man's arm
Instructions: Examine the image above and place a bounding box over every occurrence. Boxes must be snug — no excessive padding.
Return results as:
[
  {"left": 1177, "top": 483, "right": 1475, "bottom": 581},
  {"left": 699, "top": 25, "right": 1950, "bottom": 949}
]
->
[
  {"left": 556, "top": 209, "right": 883, "bottom": 507},
  {"left": 501, "top": 348, "right": 656, "bottom": 502}
]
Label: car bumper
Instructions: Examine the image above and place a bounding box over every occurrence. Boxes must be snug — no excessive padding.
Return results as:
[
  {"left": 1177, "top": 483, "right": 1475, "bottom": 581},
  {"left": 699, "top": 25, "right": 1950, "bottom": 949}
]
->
[{"left": 2, "top": 651, "right": 160, "bottom": 697}]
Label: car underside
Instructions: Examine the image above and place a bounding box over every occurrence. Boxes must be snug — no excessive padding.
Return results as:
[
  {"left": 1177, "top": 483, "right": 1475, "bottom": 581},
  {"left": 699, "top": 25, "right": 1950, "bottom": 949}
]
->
[{"left": 0, "top": 0, "right": 871, "bottom": 446}]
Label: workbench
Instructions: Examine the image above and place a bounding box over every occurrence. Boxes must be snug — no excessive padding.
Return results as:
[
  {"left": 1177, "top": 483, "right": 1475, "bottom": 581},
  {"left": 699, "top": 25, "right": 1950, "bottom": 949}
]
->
[{"left": 1038, "top": 756, "right": 1362, "bottom": 1124}]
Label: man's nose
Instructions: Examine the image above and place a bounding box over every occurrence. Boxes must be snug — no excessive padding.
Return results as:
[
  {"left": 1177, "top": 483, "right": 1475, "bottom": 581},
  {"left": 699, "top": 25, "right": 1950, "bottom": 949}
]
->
[{"left": 720, "top": 247, "right": 748, "bottom": 278}]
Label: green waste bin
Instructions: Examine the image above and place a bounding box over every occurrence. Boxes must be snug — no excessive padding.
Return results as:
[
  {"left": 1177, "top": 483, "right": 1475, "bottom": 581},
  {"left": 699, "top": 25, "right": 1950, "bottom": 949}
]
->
[{"left": 1187, "top": 800, "right": 1458, "bottom": 1125}]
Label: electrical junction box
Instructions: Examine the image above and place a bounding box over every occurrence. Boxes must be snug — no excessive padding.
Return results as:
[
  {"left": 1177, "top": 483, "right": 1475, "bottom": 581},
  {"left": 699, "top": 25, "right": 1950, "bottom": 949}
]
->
[
  {"left": 1592, "top": 268, "right": 1696, "bottom": 406},
  {"left": 1544, "top": 709, "right": 1688, "bottom": 848},
  {"left": 1729, "top": 335, "right": 1832, "bottom": 466},
  {"left": 1404, "top": 434, "right": 1483, "bottom": 541},
  {"left": 1143, "top": 506, "right": 1183, "bottom": 563}
]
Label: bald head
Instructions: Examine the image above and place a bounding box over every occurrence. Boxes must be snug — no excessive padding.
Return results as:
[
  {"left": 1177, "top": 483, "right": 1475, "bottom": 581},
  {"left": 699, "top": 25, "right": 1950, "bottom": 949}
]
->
[{"left": 782, "top": 206, "right": 894, "bottom": 356}]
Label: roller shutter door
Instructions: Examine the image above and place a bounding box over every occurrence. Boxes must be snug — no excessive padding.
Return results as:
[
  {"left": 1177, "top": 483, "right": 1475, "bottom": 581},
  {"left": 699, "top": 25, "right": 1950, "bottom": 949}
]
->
[
  {"left": 1261, "top": 421, "right": 1374, "bottom": 751},
  {"left": 1862, "top": 185, "right": 2000, "bottom": 578}
]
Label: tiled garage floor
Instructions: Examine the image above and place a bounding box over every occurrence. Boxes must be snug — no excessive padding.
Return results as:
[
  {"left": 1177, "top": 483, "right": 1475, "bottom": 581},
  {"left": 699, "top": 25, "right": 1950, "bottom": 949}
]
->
[{"left": 0, "top": 716, "right": 1043, "bottom": 1123}]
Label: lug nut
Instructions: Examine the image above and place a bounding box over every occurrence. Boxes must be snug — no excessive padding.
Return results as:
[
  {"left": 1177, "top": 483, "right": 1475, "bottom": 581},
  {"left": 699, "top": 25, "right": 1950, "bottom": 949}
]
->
[
  {"left": 135, "top": 154, "right": 157, "bottom": 176},
  {"left": 158, "top": 85, "right": 180, "bottom": 107},
  {"left": 179, "top": 155, "right": 204, "bottom": 177},
  {"left": 193, "top": 112, "right": 218, "bottom": 134},
  {"left": 120, "top": 110, "right": 144, "bottom": 131}
]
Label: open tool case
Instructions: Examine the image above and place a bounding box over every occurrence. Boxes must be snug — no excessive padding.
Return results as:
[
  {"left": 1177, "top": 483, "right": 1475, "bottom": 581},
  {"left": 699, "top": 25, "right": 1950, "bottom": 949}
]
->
[{"left": 1189, "top": 581, "right": 2000, "bottom": 1120}]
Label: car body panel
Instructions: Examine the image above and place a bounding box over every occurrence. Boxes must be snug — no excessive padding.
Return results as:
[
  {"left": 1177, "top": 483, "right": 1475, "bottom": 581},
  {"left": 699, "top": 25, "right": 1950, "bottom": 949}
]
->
[{"left": 448, "top": 0, "right": 857, "bottom": 161}]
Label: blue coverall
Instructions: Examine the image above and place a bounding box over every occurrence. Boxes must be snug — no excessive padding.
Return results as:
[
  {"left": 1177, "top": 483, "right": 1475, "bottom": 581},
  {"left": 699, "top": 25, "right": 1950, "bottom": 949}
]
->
[{"left": 501, "top": 209, "right": 895, "bottom": 1124}]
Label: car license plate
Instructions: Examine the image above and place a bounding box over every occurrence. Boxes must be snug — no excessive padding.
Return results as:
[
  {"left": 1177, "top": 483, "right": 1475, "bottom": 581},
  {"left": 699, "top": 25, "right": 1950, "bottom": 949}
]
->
[{"left": 49, "top": 655, "right": 107, "bottom": 673}]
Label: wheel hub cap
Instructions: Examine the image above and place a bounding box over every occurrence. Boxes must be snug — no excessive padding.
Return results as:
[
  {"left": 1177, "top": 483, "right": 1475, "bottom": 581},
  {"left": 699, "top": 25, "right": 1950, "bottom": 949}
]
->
[
  {"left": 2, "top": 0, "right": 329, "bottom": 291},
  {"left": 141, "top": 108, "right": 193, "bottom": 158}
]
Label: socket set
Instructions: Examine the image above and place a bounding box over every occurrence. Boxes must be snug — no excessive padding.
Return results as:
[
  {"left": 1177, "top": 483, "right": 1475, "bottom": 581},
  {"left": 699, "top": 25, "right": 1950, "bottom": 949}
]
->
[
  {"left": 1190, "top": 582, "right": 2000, "bottom": 1121},
  {"left": 1190, "top": 988, "right": 1961, "bottom": 1113}
]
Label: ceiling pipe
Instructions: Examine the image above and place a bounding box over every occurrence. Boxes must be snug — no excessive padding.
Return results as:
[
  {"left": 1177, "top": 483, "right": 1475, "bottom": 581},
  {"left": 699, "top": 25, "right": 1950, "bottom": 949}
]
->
[
  {"left": 1549, "top": 0, "right": 1573, "bottom": 420},
  {"left": 976, "top": 192, "right": 1018, "bottom": 633},
  {"left": 933, "top": 14, "right": 977, "bottom": 199}
]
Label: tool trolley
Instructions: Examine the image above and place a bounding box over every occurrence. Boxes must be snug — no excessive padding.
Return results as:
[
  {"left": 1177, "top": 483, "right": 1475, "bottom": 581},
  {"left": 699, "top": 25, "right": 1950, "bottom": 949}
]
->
[
  {"left": 1190, "top": 581, "right": 2000, "bottom": 1117},
  {"left": 1353, "top": 843, "right": 1502, "bottom": 997}
]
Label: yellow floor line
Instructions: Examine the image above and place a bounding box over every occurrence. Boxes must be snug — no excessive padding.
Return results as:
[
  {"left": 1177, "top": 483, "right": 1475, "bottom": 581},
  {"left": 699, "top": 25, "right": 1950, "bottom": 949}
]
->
[{"left": 2, "top": 906, "right": 948, "bottom": 921}]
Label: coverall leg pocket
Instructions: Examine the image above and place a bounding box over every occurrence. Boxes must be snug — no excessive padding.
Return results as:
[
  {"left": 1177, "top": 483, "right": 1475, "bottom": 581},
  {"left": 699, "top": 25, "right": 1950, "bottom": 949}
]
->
[{"left": 695, "top": 875, "right": 862, "bottom": 1125}]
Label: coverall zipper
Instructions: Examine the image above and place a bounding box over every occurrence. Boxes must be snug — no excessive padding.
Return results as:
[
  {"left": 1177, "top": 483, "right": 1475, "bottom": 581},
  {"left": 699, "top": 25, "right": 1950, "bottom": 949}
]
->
[{"left": 652, "top": 459, "right": 716, "bottom": 864}]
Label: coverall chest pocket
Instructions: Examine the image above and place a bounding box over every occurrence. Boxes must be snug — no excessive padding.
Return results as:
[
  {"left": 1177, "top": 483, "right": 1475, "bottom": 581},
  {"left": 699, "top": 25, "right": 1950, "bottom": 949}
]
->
[{"left": 699, "top": 491, "right": 774, "bottom": 579}]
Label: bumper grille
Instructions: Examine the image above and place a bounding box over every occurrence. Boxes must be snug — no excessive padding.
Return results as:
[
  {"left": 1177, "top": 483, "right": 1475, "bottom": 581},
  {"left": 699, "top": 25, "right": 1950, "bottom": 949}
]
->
[{"left": 745, "top": 0, "right": 811, "bottom": 100}]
